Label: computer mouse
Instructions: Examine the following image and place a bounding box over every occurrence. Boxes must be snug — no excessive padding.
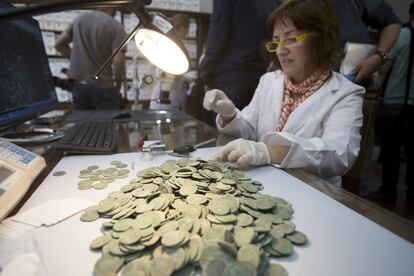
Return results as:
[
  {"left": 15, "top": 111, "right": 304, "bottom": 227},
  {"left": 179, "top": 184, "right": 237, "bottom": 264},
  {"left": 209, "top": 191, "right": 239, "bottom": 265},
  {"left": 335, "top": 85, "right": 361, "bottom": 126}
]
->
[{"left": 113, "top": 112, "right": 132, "bottom": 119}]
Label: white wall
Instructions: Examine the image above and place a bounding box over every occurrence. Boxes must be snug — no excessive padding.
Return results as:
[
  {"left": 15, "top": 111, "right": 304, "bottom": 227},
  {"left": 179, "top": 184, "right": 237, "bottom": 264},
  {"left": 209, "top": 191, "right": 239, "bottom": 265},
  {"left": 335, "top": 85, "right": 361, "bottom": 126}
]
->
[{"left": 388, "top": 0, "right": 412, "bottom": 23}]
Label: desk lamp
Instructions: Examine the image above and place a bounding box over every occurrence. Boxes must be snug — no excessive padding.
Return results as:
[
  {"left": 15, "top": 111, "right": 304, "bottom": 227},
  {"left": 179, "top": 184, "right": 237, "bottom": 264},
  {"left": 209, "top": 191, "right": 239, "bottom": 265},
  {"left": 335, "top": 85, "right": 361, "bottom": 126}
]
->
[{"left": 0, "top": 0, "right": 190, "bottom": 77}]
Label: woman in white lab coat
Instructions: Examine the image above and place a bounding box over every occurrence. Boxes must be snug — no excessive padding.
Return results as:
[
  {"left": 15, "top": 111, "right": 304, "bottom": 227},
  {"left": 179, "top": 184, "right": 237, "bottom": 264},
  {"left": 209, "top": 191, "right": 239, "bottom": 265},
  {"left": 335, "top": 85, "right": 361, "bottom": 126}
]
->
[{"left": 204, "top": 0, "right": 365, "bottom": 185}]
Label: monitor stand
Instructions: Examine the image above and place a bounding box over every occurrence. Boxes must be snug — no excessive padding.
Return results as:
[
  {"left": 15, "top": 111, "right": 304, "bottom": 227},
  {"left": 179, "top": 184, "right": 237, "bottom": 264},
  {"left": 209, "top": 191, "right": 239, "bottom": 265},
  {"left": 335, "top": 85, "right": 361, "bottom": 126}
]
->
[{"left": 1, "top": 127, "right": 64, "bottom": 146}]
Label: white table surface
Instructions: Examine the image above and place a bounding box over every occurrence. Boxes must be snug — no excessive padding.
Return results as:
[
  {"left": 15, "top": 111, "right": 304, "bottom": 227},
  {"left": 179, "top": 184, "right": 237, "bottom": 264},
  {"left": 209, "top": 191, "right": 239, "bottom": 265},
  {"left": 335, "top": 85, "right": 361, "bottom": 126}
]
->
[{"left": 5, "top": 147, "right": 414, "bottom": 276}]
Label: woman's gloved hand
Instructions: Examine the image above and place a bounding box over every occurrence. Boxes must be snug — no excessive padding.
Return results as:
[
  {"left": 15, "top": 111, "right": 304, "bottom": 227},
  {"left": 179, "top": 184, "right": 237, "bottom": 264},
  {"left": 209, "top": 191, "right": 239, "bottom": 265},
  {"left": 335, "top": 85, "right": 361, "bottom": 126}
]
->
[
  {"left": 213, "top": 138, "right": 271, "bottom": 166},
  {"left": 203, "top": 89, "right": 236, "bottom": 119}
]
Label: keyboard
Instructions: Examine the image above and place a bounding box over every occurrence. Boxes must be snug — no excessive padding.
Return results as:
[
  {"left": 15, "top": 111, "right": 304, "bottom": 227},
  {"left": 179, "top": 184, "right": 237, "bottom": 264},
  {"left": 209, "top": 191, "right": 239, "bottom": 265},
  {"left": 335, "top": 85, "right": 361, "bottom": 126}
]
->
[{"left": 55, "top": 121, "right": 117, "bottom": 154}]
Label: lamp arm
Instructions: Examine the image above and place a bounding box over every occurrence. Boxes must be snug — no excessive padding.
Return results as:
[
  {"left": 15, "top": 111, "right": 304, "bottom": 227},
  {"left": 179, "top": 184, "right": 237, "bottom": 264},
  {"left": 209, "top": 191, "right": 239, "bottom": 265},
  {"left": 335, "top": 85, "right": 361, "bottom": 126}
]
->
[
  {"left": 93, "top": 23, "right": 141, "bottom": 80},
  {"left": 94, "top": 5, "right": 152, "bottom": 80},
  {"left": 0, "top": 0, "right": 151, "bottom": 21}
]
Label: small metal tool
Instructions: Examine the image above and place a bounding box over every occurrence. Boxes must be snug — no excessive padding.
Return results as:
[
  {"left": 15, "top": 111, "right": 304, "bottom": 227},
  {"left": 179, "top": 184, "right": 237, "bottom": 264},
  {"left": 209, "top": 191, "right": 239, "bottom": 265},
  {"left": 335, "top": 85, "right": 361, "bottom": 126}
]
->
[
  {"left": 140, "top": 138, "right": 217, "bottom": 160},
  {"left": 172, "top": 138, "right": 216, "bottom": 155}
]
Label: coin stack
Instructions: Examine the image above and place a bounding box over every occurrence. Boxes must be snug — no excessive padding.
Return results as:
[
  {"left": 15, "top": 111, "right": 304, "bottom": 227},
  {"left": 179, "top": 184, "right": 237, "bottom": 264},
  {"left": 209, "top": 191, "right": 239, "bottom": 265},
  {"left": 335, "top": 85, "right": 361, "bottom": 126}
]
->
[
  {"left": 77, "top": 161, "right": 130, "bottom": 190},
  {"left": 81, "top": 159, "right": 308, "bottom": 276}
]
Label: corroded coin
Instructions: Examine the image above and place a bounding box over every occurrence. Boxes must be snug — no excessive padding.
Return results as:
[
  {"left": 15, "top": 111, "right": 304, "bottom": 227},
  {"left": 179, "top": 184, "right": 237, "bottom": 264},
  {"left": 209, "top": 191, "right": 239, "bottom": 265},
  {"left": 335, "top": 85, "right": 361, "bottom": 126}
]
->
[
  {"left": 52, "top": 171, "right": 66, "bottom": 177},
  {"left": 237, "top": 244, "right": 261, "bottom": 268},
  {"left": 161, "top": 230, "right": 185, "bottom": 247},
  {"left": 80, "top": 208, "right": 99, "bottom": 222},
  {"left": 90, "top": 233, "right": 111, "bottom": 250},
  {"left": 286, "top": 231, "right": 308, "bottom": 245},
  {"left": 93, "top": 182, "right": 109, "bottom": 190},
  {"left": 271, "top": 238, "right": 294, "bottom": 256},
  {"left": 264, "top": 263, "right": 288, "bottom": 276},
  {"left": 208, "top": 199, "right": 230, "bottom": 216},
  {"left": 149, "top": 256, "right": 175, "bottom": 276},
  {"left": 78, "top": 180, "right": 93, "bottom": 190},
  {"left": 222, "top": 261, "right": 257, "bottom": 276},
  {"left": 236, "top": 213, "right": 254, "bottom": 227},
  {"left": 94, "top": 254, "right": 124, "bottom": 276}
]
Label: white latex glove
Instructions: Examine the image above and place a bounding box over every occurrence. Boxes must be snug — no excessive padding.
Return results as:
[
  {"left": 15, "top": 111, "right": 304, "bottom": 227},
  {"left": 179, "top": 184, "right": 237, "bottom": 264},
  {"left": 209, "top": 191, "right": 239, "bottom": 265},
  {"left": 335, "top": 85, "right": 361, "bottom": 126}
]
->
[
  {"left": 213, "top": 138, "right": 271, "bottom": 166},
  {"left": 203, "top": 89, "right": 236, "bottom": 118}
]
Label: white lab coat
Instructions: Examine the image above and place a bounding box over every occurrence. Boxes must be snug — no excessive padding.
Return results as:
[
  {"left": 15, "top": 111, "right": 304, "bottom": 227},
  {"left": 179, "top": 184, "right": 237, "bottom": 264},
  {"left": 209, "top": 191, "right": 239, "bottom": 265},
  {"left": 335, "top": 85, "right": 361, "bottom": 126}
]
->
[{"left": 217, "top": 70, "right": 365, "bottom": 185}]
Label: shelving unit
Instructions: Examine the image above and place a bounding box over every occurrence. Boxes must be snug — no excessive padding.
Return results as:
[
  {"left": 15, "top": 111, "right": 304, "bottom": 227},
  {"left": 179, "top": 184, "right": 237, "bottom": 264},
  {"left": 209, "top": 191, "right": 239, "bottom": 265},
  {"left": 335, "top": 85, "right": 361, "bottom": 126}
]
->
[{"left": 14, "top": 0, "right": 213, "bottom": 103}]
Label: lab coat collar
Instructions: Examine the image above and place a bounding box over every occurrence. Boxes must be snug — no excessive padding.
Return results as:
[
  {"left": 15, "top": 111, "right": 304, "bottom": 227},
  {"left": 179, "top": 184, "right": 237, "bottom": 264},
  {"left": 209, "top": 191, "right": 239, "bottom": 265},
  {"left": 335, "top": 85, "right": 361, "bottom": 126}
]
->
[
  {"left": 322, "top": 71, "right": 341, "bottom": 94},
  {"left": 281, "top": 71, "right": 339, "bottom": 134}
]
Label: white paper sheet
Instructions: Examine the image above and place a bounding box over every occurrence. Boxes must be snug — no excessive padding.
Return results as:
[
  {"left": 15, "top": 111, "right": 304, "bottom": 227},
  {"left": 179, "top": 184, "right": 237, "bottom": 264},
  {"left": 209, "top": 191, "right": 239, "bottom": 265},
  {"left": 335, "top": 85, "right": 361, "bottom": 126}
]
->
[
  {"left": 0, "top": 197, "right": 94, "bottom": 239},
  {"left": 13, "top": 197, "right": 93, "bottom": 227},
  {"left": 340, "top": 42, "right": 376, "bottom": 75}
]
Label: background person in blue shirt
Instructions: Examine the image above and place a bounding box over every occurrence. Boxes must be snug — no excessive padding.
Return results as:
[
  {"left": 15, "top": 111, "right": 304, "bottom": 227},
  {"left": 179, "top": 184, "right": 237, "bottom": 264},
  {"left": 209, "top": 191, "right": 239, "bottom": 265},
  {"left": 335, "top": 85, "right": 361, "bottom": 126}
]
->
[
  {"left": 331, "top": 0, "right": 401, "bottom": 83},
  {"left": 370, "top": 2, "right": 414, "bottom": 206}
]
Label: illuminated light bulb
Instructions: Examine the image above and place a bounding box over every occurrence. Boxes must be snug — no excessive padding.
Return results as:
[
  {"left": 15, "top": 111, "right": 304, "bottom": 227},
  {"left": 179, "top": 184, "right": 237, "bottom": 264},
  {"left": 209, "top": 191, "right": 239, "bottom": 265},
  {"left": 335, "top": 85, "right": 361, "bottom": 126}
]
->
[{"left": 135, "top": 29, "right": 189, "bottom": 75}]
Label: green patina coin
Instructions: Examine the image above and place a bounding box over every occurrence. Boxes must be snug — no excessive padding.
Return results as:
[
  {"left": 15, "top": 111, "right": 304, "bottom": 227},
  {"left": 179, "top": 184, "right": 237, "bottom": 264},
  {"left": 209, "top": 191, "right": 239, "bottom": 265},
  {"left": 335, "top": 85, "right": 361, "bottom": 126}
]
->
[
  {"left": 90, "top": 233, "right": 111, "bottom": 250},
  {"left": 52, "top": 171, "right": 66, "bottom": 177},
  {"left": 286, "top": 231, "right": 308, "bottom": 245}
]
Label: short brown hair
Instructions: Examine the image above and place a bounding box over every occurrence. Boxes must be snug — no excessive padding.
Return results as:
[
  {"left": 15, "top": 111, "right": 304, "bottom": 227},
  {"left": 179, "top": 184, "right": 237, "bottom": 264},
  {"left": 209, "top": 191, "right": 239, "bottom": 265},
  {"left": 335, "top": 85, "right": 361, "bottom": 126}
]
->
[
  {"left": 266, "top": 0, "right": 340, "bottom": 71},
  {"left": 171, "top": 14, "right": 190, "bottom": 31}
]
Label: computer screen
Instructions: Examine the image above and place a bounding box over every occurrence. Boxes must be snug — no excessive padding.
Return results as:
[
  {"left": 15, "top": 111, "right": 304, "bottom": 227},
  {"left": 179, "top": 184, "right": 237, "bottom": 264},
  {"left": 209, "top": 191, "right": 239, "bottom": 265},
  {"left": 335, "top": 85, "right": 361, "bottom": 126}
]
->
[{"left": 0, "top": 0, "right": 57, "bottom": 132}]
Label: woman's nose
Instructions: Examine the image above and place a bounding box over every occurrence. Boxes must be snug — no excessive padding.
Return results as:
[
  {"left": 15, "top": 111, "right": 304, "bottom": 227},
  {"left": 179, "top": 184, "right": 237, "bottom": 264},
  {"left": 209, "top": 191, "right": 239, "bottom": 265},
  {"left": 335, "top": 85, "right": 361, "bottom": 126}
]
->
[{"left": 276, "top": 45, "right": 288, "bottom": 56}]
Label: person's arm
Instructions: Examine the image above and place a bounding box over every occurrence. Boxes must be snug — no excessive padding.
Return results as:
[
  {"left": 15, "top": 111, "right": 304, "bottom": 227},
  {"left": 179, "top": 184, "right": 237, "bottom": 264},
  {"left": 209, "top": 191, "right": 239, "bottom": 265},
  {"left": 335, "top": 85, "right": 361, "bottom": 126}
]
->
[
  {"left": 378, "top": 59, "right": 394, "bottom": 76},
  {"left": 112, "top": 50, "right": 125, "bottom": 90},
  {"left": 375, "top": 23, "right": 402, "bottom": 54},
  {"left": 351, "top": 0, "right": 401, "bottom": 82},
  {"left": 352, "top": 24, "right": 401, "bottom": 82},
  {"left": 378, "top": 27, "right": 404, "bottom": 76},
  {"left": 54, "top": 31, "right": 72, "bottom": 59},
  {"left": 199, "top": 0, "right": 234, "bottom": 87}
]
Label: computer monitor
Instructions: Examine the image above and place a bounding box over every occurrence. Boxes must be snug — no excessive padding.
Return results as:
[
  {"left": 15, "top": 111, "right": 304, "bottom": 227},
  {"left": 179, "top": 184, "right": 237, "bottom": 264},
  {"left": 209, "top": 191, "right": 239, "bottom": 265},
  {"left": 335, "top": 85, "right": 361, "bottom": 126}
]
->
[{"left": 0, "top": 0, "right": 57, "bottom": 133}]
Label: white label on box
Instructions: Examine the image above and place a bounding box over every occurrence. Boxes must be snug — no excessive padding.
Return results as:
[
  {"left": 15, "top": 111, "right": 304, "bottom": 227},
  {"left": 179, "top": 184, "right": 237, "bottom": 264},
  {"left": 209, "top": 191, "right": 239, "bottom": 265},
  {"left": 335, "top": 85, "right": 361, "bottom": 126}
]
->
[{"left": 152, "top": 15, "right": 173, "bottom": 33}]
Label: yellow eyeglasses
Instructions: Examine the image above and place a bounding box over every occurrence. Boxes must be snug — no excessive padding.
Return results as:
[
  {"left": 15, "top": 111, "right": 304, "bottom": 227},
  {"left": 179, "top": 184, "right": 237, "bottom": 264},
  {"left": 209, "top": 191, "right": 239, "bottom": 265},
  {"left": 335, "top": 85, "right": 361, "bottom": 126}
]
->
[{"left": 265, "top": 33, "right": 310, "bottom": 52}]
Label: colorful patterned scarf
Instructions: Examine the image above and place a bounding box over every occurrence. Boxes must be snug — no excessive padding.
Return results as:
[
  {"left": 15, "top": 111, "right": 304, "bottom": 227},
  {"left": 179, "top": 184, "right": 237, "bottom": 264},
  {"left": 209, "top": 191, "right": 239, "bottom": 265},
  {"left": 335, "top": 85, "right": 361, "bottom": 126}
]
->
[{"left": 275, "top": 70, "right": 331, "bottom": 132}]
